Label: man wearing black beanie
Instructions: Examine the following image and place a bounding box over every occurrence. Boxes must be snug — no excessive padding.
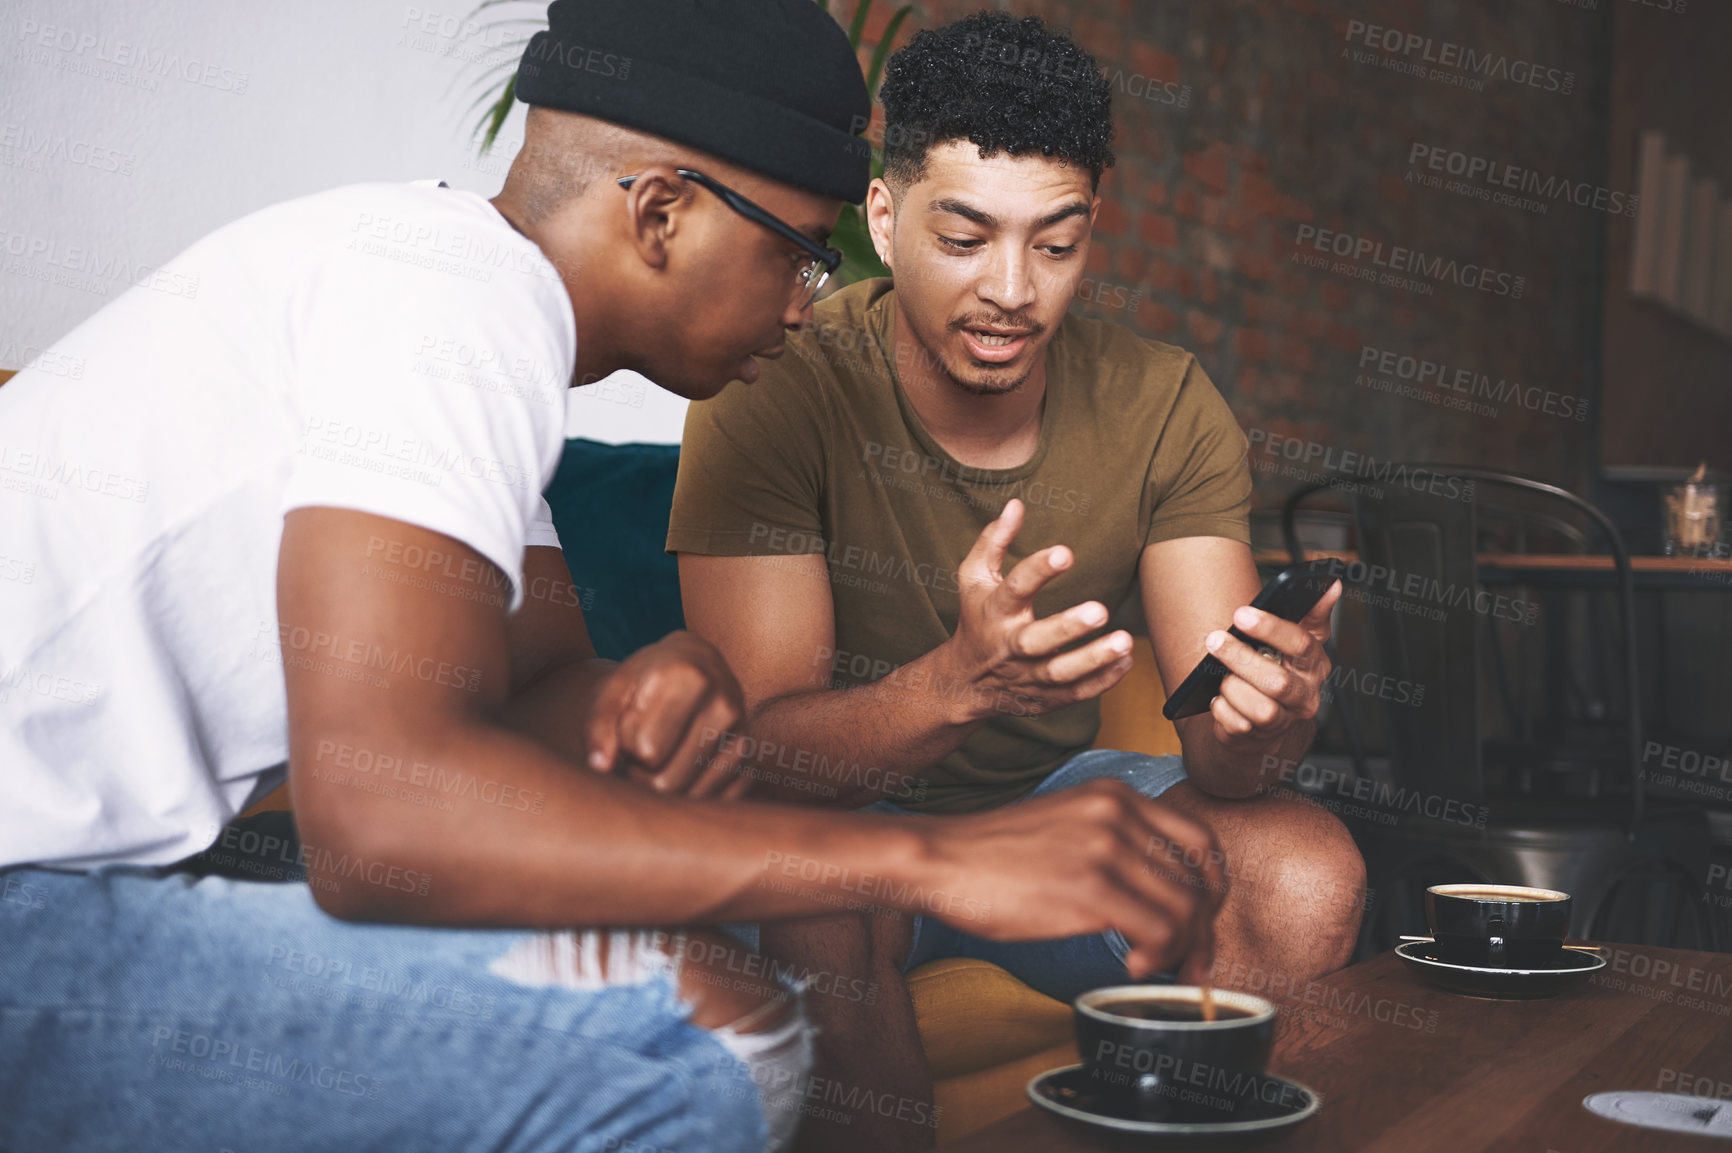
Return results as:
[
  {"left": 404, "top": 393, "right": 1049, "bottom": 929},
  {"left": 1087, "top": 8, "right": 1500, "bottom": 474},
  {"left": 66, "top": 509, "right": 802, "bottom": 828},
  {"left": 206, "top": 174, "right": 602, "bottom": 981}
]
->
[{"left": 0, "top": 3, "right": 1227, "bottom": 1152}]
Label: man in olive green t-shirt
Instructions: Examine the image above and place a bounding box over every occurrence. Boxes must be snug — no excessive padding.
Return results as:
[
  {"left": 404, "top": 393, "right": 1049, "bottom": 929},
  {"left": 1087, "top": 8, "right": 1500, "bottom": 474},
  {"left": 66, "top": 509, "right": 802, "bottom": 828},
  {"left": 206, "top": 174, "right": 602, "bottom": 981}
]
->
[
  {"left": 670, "top": 14, "right": 1365, "bottom": 1151},
  {"left": 671, "top": 273, "right": 1255, "bottom": 815}
]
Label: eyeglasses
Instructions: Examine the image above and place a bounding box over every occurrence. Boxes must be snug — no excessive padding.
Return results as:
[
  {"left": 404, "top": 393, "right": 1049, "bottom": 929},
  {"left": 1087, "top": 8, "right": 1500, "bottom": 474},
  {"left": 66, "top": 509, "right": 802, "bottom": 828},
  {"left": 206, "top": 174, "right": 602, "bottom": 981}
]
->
[{"left": 617, "top": 168, "right": 843, "bottom": 310}]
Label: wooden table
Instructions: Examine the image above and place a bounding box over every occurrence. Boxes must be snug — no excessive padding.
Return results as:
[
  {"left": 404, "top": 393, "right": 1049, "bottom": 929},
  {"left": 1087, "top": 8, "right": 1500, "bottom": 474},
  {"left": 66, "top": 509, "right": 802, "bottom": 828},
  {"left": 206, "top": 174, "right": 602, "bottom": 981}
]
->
[
  {"left": 1253, "top": 548, "right": 1732, "bottom": 585},
  {"left": 1478, "top": 554, "right": 1732, "bottom": 574},
  {"left": 943, "top": 943, "right": 1732, "bottom": 1152}
]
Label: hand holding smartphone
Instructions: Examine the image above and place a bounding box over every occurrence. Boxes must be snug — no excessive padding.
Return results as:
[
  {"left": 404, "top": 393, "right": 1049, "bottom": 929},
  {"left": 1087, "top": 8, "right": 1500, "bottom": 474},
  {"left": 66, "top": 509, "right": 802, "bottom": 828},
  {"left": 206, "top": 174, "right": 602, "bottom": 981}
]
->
[{"left": 1161, "top": 560, "right": 1340, "bottom": 721}]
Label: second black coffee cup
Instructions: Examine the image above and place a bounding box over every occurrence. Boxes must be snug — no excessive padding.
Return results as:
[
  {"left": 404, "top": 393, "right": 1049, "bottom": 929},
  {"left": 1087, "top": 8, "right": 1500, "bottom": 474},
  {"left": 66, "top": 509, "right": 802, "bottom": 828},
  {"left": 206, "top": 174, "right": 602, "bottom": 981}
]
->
[{"left": 1425, "top": 883, "right": 1572, "bottom": 968}]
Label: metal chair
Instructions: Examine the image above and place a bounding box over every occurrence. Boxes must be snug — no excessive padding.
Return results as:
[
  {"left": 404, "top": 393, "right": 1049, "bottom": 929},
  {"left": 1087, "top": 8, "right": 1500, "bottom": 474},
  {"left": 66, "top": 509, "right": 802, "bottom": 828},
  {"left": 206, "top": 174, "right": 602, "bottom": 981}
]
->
[{"left": 1281, "top": 467, "right": 1717, "bottom": 957}]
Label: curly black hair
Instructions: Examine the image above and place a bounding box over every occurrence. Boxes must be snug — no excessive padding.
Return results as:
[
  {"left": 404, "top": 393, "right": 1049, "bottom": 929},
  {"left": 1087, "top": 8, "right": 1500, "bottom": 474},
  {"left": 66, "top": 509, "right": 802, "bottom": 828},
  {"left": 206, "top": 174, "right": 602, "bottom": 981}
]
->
[{"left": 879, "top": 11, "right": 1114, "bottom": 190}]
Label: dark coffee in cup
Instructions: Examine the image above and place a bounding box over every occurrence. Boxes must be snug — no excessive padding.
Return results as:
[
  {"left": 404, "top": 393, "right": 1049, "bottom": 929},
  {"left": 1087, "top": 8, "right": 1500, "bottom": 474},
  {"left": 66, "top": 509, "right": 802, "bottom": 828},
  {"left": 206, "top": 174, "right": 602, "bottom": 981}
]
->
[
  {"left": 1441, "top": 889, "right": 1554, "bottom": 902},
  {"left": 1094, "top": 999, "right": 1255, "bottom": 1023},
  {"left": 1425, "top": 883, "right": 1571, "bottom": 968},
  {"left": 1075, "top": 987, "right": 1276, "bottom": 1123}
]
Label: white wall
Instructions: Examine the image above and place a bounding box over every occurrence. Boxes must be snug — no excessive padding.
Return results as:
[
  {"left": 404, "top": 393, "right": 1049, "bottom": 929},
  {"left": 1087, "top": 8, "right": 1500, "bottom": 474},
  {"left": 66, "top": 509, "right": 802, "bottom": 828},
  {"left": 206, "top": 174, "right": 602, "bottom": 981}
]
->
[{"left": 0, "top": 0, "right": 686, "bottom": 443}]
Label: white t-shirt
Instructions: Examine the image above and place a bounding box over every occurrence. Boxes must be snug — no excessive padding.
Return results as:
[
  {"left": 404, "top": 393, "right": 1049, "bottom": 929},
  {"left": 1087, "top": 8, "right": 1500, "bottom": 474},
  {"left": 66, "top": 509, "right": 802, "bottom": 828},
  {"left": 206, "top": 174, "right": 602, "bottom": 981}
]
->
[{"left": 0, "top": 180, "right": 576, "bottom": 870}]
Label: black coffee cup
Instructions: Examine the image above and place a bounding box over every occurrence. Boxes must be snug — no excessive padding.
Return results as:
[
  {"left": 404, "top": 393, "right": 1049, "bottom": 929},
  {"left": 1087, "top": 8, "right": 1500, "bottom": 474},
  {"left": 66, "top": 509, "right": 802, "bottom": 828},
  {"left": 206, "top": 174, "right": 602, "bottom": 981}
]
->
[
  {"left": 1425, "top": 883, "right": 1572, "bottom": 968},
  {"left": 1074, "top": 986, "right": 1277, "bottom": 1123}
]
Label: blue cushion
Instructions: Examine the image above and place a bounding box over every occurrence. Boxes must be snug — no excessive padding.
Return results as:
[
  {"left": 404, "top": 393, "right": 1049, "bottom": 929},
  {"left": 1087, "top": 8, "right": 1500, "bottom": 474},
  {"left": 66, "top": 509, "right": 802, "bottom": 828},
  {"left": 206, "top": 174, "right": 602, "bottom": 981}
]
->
[{"left": 541, "top": 439, "right": 685, "bottom": 660}]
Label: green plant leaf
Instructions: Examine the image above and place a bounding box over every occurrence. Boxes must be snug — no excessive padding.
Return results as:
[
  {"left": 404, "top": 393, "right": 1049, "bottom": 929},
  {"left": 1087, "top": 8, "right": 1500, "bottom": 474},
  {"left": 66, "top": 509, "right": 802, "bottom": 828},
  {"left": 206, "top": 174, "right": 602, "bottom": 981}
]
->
[
  {"left": 846, "top": 0, "right": 873, "bottom": 49},
  {"left": 865, "top": 5, "right": 913, "bottom": 95},
  {"left": 477, "top": 72, "right": 517, "bottom": 155}
]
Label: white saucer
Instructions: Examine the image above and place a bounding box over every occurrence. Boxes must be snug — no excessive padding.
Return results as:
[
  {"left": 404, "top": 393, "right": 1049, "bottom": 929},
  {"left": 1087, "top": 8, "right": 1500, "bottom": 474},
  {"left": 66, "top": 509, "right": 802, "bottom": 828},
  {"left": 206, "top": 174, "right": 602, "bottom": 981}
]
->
[{"left": 1395, "top": 940, "right": 1606, "bottom": 998}]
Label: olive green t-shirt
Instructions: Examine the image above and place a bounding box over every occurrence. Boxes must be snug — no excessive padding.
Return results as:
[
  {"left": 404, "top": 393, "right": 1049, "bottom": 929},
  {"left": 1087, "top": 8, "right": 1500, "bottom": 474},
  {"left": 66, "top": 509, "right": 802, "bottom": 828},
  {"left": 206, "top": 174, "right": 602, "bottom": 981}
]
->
[{"left": 667, "top": 278, "right": 1251, "bottom": 813}]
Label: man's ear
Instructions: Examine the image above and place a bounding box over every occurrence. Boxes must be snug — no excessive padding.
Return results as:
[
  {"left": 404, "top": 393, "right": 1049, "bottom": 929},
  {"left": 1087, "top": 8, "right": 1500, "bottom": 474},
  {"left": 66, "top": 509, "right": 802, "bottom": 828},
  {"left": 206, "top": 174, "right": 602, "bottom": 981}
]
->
[
  {"left": 864, "top": 177, "right": 896, "bottom": 272},
  {"left": 620, "top": 165, "right": 693, "bottom": 272}
]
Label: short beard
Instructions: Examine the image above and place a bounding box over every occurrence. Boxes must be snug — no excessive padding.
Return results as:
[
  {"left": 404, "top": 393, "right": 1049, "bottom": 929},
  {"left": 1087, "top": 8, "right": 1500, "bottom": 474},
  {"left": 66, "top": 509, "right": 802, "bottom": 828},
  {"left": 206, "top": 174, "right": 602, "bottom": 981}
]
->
[
  {"left": 939, "top": 311, "right": 1044, "bottom": 397},
  {"left": 945, "top": 358, "right": 1033, "bottom": 396}
]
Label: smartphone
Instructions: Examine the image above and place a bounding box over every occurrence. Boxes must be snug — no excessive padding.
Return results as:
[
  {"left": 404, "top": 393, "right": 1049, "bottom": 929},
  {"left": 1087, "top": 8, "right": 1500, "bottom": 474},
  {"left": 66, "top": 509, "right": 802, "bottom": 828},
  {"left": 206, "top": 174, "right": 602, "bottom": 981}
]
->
[{"left": 1160, "top": 559, "right": 1341, "bottom": 721}]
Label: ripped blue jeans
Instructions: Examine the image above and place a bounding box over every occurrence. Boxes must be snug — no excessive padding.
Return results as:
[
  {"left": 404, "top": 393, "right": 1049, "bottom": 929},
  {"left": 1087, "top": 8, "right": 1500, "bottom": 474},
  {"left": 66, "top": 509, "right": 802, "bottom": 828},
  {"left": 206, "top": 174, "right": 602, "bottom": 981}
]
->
[{"left": 0, "top": 865, "right": 786, "bottom": 1153}]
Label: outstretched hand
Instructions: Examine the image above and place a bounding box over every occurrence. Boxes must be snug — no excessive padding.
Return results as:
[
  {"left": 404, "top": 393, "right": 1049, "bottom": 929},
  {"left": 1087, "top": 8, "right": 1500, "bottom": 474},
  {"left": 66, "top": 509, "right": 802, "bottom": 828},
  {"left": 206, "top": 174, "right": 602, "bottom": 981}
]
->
[{"left": 941, "top": 499, "right": 1137, "bottom": 721}]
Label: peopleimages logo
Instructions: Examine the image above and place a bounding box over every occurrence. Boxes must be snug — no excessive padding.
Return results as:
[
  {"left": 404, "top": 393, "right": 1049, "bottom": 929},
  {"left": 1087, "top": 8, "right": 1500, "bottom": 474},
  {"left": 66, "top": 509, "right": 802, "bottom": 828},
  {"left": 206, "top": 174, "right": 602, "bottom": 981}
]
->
[
  {"left": 1245, "top": 428, "right": 1478, "bottom": 503},
  {"left": 0, "top": 444, "right": 150, "bottom": 502},
  {"left": 1342, "top": 20, "right": 1575, "bottom": 95},
  {"left": 0, "top": 121, "right": 135, "bottom": 176},
  {"left": 0, "top": 665, "right": 103, "bottom": 707},
  {"left": 15, "top": 20, "right": 251, "bottom": 94},
  {"left": 1313, "top": 555, "right": 1539, "bottom": 626},
  {"left": 1293, "top": 225, "right": 1524, "bottom": 298},
  {"left": 515, "top": 34, "right": 631, "bottom": 83},
  {"left": 747, "top": 522, "right": 964, "bottom": 596},
  {"left": 1406, "top": 144, "right": 1637, "bottom": 218},
  {"left": 1266, "top": 755, "right": 1487, "bottom": 828},
  {"left": 1357, "top": 345, "right": 1590, "bottom": 422},
  {"left": 1, "top": 341, "right": 83, "bottom": 380},
  {"left": 0, "top": 228, "right": 200, "bottom": 300}
]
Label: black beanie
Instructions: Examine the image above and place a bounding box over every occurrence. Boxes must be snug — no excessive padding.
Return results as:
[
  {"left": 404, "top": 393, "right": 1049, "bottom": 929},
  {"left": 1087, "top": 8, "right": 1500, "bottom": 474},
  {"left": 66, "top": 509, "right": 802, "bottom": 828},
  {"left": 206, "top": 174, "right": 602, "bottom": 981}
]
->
[{"left": 513, "top": 0, "right": 872, "bottom": 203}]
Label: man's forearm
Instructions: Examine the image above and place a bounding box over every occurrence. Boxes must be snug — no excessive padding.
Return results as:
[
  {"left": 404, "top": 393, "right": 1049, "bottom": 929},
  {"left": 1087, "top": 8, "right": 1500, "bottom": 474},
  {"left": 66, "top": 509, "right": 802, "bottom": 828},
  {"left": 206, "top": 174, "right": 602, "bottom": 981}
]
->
[
  {"left": 737, "top": 642, "right": 991, "bottom": 807},
  {"left": 1179, "top": 715, "right": 1317, "bottom": 799},
  {"left": 297, "top": 711, "right": 965, "bottom": 929}
]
